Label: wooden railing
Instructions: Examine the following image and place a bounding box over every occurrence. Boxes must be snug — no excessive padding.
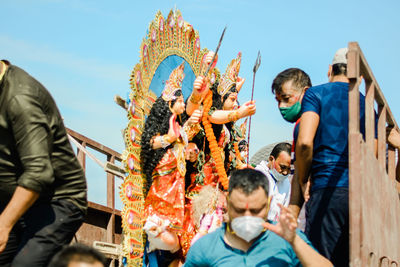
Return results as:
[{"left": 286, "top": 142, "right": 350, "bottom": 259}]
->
[
  {"left": 348, "top": 42, "right": 400, "bottom": 266},
  {"left": 66, "top": 128, "right": 123, "bottom": 256}
]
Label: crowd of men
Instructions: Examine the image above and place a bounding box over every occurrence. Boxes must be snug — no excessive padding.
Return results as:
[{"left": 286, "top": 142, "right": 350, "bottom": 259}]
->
[{"left": 185, "top": 47, "right": 400, "bottom": 267}]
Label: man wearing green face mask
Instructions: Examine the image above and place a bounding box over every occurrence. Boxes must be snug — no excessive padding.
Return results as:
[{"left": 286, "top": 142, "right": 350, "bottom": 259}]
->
[
  {"left": 271, "top": 68, "right": 312, "bottom": 222},
  {"left": 272, "top": 68, "right": 312, "bottom": 124}
]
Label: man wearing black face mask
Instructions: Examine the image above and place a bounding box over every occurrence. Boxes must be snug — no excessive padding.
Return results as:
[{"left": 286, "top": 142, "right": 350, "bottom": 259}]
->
[{"left": 185, "top": 168, "right": 332, "bottom": 267}]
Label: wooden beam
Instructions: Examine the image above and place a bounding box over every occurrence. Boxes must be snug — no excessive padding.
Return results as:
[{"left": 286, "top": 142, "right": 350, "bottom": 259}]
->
[{"left": 67, "top": 128, "right": 122, "bottom": 161}]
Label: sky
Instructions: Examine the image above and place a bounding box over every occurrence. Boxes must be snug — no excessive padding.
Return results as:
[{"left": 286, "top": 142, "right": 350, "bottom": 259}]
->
[{"left": 2, "top": 0, "right": 400, "bottom": 208}]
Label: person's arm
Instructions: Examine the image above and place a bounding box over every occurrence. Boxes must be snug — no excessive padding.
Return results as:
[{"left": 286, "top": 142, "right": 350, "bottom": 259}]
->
[
  {"left": 296, "top": 111, "right": 319, "bottom": 185},
  {"left": 290, "top": 231, "right": 332, "bottom": 267},
  {"left": 264, "top": 204, "right": 333, "bottom": 267},
  {"left": 0, "top": 187, "right": 39, "bottom": 253},
  {"left": 209, "top": 100, "right": 256, "bottom": 124},
  {"left": 151, "top": 114, "right": 180, "bottom": 149},
  {"left": 288, "top": 170, "right": 304, "bottom": 218},
  {"left": 387, "top": 127, "right": 400, "bottom": 180}
]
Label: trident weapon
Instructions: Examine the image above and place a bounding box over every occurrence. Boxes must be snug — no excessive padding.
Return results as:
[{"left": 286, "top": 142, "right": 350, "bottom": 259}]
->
[
  {"left": 247, "top": 51, "right": 261, "bottom": 164},
  {"left": 204, "top": 26, "right": 227, "bottom": 76}
]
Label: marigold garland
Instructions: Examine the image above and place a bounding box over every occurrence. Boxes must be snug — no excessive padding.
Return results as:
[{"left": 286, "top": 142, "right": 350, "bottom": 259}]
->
[
  {"left": 233, "top": 142, "right": 244, "bottom": 163},
  {"left": 202, "top": 91, "right": 229, "bottom": 190}
]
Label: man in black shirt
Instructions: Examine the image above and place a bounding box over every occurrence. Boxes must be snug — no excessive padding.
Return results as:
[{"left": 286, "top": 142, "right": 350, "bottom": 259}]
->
[{"left": 0, "top": 60, "right": 87, "bottom": 266}]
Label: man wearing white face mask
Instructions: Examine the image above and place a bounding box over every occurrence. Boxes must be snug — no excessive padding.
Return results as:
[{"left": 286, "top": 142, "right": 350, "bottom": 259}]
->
[
  {"left": 185, "top": 168, "right": 332, "bottom": 267},
  {"left": 255, "top": 142, "right": 292, "bottom": 222}
]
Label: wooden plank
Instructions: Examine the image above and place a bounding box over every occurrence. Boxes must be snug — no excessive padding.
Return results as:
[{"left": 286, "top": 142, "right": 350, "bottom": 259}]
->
[
  {"left": 107, "top": 155, "right": 116, "bottom": 209},
  {"left": 88, "top": 201, "right": 121, "bottom": 216},
  {"left": 388, "top": 146, "right": 396, "bottom": 181},
  {"left": 377, "top": 105, "right": 387, "bottom": 171},
  {"left": 365, "top": 81, "right": 375, "bottom": 153},
  {"left": 107, "top": 214, "right": 115, "bottom": 244},
  {"left": 349, "top": 133, "right": 363, "bottom": 267},
  {"left": 349, "top": 78, "right": 360, "bottom": 134},
  {"left": 347, "top": 42, "right": 360, "bottom": 80},
  {"left": 348, "top": 42, "right": 362, "bottom": 267},
  {"left": 67, "top": 128, "right": 122, "bottom": 161}
]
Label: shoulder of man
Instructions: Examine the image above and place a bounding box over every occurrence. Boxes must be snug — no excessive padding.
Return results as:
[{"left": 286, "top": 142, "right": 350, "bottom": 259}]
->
[
  {"left": 265, "top": 226, "right": 313, "bottom": 248},
  {"left": 185, "top": 227, "right": 223, "bottom": 266}
]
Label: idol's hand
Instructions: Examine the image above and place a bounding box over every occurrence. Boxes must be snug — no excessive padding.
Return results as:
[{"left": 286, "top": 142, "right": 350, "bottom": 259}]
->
[
  {"left": 188, "top": 109, "right": 203, "bottom": 125},
  {"left": 167, "top": 114, "right": 180, "bottom": 143},
  {"left": 238, "top": 100, "right": 256, "bottom": 119},
  {"left": 205, "top": 51, "right": 217, "bottom": 70},
  {"left": 193, "top": 75, "right": 210, "bottom": 98}
]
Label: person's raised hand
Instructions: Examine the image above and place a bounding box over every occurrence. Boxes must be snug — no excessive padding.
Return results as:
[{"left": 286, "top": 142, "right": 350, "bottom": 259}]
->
[{"left": 263, "top": 203, "right": 298, "bottom": 244}]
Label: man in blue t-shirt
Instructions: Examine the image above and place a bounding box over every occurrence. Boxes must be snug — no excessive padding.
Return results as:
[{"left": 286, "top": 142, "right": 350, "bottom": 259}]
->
[
  {"left": 271, "top": 68, "right": 312, "bottom": 225},
  {"left": 184, "top": 168, "right": 332, "bottom": 267},
  {"left": 295, "top": 48, "right": 367, "bottom": 266}
]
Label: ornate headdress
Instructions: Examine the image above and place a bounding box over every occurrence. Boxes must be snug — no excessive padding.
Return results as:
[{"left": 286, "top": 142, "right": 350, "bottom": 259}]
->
[
  {"left": 162, "top": 62, "right": 185, "bottom": 101},
  {"left": 210, "top": 67, "right": 221, "bottom": 86},
  {"left": 217, "top": 52, "right": 242, "bottom": 97}
]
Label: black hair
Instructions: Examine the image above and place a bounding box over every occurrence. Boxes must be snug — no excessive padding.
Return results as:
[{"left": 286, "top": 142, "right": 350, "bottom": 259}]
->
[
  {"left": 140, "top": 90, "right": 184, "bottom": 195},
  {"left": 271, "top": 68, "right": 312, "bottom": 95},
  {"left": 270, "top": 142, "right": 291, "bottom": 159},
  {"left": 332, "top": 63, "right": 347, "bottom": 76},
  {"left": 213, "top": 84, "right": 237, "bottom": 171},
  {"left": 238, "top": 139, "right": 248, "bottom": 151},
  {"left": 48, "top": 244, "right": 106, "bottom": 267},
  {"left": 221, "top": 84, "right": 238, "bottom": 104},
  {"left": 228, "top": 168, "right": 269, "bottom": 196}
]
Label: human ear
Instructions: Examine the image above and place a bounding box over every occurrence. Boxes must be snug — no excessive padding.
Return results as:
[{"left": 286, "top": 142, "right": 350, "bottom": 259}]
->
[
  {"left": 268, "top": 155, "right": 274, "bottom": 162},
  {"left": 327, "top": 65, "right": 333, "bottom": 81}
]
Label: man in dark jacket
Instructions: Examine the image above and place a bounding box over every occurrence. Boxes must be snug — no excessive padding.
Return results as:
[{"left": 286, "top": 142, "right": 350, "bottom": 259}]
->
[{"left": 0, "top": 60, "right": 87, "bottom": 267}]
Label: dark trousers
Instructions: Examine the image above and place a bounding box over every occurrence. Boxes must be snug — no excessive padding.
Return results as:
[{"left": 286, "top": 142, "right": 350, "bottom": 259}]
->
[
  {"left": 0, "top": 199, "right": 85, "bottom": 267},
  {"left": 305, "top": 187, "right": 349, "bottom": 267}
]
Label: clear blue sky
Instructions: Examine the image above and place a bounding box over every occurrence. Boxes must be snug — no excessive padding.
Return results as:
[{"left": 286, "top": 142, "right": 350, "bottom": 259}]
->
[{"left": 2, "top": 0, "right": 400, "bottom": 207}]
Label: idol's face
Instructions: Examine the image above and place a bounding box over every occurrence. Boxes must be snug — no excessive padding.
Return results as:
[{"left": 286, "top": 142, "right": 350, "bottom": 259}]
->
[
  {"left": 223, "top": 92, "right": 238, "bottom": 111},
  {"left": 170, "top": 96, "right": 185, "bottom": 115}
]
